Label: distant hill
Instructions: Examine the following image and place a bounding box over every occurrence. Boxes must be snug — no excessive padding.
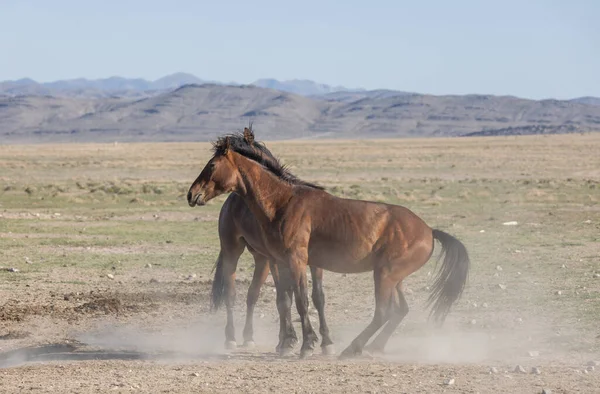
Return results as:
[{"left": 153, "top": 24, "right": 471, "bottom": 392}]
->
[
  {"left": 316, "top": 89, "right": 414, "bottom": 103},
  {"left": 0, "top": 74, "right": 364, "bottom": 98},
  {"left": 570, "top": 96, "right": 600, "bottom": 106},
  {"left": 0, "top": 73, "right": 211, "bottom": 98},
  {"left": 251, "top": 78, "right": 361, "bottom": 96},
  {"left": 2, "top": 84, "right": 599, "bottom": 143}
]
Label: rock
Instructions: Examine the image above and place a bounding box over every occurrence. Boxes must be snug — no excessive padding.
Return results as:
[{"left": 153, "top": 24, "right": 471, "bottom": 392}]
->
[
  {"left": 561, "top": 264, "right": 566, "bottom": 269},
  {"left": 470, "top": 319, "right": 477, "bottom": 325},
  {"left": 514, "top": 365, "right": 527, "bottom": 374},
  {"left": 541, "top": 389, "right": 552, "bottom": 394},
  {"left": 482, "top": 303, "right": 489, "bottom": 308},
  {"left": 493, "top": 272, "right": 499, "bottom": 278},
  {"left": 587, "top": 366, "right": 595, "bottom": 372},
  {"left": 498, "top": 284, "right": 507, "bottom": 290},
  {"left": 145, "top": 263, "right": 152, "bottom": 268},
  {"left": 191, "top": 372, "right": 200, "bottom": 377},
  {"left": 503, "top": 221, "right": 518, "bottom": 226},
  {"left": 555, "top": 290, "right": 562, "bottom": 296},
  {"left": 496, "top": 265, "right": 503, "bottom": 271},
  {"left": 515, "top": 317, "right": 523, "bottom": 323},
  {"left": 480, "top": 230, "right": 485, "bottom": 233},
  {"left": 187, "top": 274, "right": 197, "bottom": 280},
  {"left": 587, "top": 361, "right": 600, "bottom": 366},
  {"left": 488, "top": 367, "right": 499, "bottom": 374},
  {"left": 531, "top": 367, "right": 541, "bottom": 375},
  {"left": 149, "top": 278, "right": 158, "bottom": 283},
  {"left": 443, "top": 378, "right": 455, "bottom": 386},
  {"left": 528, "top": 350, "right": 540, "bottom": 357},
  {"left": 517, "top": 272, "right": 521, "bottom": 275},
  {"left": 25, "top": 257, "right": 33, "bottom": 264},
  {"left": 107, "top": 273, "right": 114, "bottom": 280},
  {"left": 593, "top": 273, "right": 600, "bottom": 278}
]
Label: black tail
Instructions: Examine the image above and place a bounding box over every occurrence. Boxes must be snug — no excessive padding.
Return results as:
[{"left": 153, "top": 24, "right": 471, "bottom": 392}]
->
[
  {"left": 426, "top": 229, "right": 470, "bottom": 325},
  {"left": 210, "top": 251, "right": 225, "bottom": 311}
]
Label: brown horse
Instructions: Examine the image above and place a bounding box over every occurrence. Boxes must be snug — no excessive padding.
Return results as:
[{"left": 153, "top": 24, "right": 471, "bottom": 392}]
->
[
  {"left": 188, "top": 132, "right": 470, "bottom": 359},
  {"left": 210, "top": 128, "right": 334, "bottom": 354}
]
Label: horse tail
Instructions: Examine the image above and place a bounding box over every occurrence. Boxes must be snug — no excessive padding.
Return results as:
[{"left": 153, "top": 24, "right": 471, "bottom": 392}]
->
[
  {"left": 210, "top": 251, "right": 226, "bottom": 312},
  {"left": 426, "top": 229, "right": 470, "bottom": 325}
]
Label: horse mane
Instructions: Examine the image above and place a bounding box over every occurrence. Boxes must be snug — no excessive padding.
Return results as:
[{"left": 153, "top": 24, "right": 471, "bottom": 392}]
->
[{"left": 212, "top": 130, "right": 324, "bottom": 190}]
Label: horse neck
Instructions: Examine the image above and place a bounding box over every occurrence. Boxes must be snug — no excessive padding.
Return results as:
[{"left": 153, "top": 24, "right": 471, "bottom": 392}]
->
[{"left": 232, "top": 152, "right": 293, "bottom": 224}]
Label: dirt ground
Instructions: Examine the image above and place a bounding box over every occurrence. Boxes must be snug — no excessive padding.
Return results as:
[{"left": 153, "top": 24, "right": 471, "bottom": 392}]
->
[{"left": 1, "top": 135, "right": 599, "bottom": 393}]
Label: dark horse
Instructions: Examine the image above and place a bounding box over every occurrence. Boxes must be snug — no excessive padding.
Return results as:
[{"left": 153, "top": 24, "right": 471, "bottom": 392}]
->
[
  {"left": 210, "top": 127, "right": 334, "bottom": 354},
  {"left": 188, "top": 132, "right": 470, "bottom": 358}
]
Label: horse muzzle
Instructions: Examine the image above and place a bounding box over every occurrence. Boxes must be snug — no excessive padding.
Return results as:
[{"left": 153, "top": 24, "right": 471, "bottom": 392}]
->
[{"left": 187, "top": 191, "right": 206, "bottom": 207}]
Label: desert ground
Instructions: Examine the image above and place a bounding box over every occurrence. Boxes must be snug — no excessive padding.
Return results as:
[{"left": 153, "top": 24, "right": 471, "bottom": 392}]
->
[{"left": 1, "top": 134, "right": 599, "bottom": 393}]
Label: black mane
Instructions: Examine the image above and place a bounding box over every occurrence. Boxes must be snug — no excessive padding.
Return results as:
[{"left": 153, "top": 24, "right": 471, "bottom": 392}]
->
[{"left": 212, "top": 132, "right": 324, "bottom": 190}]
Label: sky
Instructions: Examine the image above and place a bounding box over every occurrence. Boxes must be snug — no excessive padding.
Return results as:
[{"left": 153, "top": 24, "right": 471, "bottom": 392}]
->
[{"left": 1, "top": 0, "right": 598, "bottom": 100}]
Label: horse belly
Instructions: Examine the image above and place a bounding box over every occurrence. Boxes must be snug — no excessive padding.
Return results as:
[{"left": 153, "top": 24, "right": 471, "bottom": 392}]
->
[{"left": 308, "top": 244, "right": 374, "bottom": 274}]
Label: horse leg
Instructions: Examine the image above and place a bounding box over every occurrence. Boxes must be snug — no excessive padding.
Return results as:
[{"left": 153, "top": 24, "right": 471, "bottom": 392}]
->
[
  {"left": 242, "top": 254, "right": 270, "bottom": 348},
  {"left": 310, "top": 266, "right": 335, "bottom": 355},
  {"left": 289, "top": 251, "right": 318, "bottom": 358},
  {"left": 271, "top": 262, "right": 298, "bottom": 355},
  {"left": 339, "top": 268, "right": 395, "bottom": 359},
  {"left": 364, "top": 282, "right": 409, "bottom": 355},
  {"left": 221, "top": 243, "right": 245, "bottom": 350}
]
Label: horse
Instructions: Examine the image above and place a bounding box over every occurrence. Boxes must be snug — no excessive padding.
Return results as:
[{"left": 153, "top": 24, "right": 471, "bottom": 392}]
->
[
  {"left": 210, "top": 127, "right": 334, "bottom": 355},
  {"left": 187, "top": 132, "right": 470, "bottom": 359}
]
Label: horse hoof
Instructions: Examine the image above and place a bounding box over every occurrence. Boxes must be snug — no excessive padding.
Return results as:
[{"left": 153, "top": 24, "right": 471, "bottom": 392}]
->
[
  {"left": 279, "top": 347, "right": 295, "bottom": 358},
  {"left": 243, "top": 341, "right": 256, "bottom": 349},
  {"left": 338, "top": 352, "right": 352, "bottom": 360},
  {"left": 300, "top": 349, "right": 314, "bottom": 359},
  {"left": 322, "top": 344, "right": 336, "bottom": 356},
  {"left": 339, "top": 347, "right": 360, "bottom": 360},
  {"left": 225, "top": 340, "right": 237, "bottom": 350},
  {"left": 365, "top": 349, "right": 383, "bottom": 357}
]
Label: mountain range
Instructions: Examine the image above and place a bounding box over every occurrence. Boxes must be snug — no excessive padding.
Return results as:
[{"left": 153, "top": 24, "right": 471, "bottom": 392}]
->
[
  {"left": 0, "top": 73, "right": 369, "bottom": 99},
  {"left": 2, "top": 79, "right": 600, "bottom": 143}
]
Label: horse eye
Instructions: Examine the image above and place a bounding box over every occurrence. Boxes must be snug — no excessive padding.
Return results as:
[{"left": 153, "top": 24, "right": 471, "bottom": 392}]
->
[{"left": 209, "top": 163, "right": 216, "bottom": 171}]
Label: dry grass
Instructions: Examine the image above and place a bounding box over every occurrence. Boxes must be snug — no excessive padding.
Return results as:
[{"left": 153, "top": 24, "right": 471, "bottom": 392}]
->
[{"left": 0, "top": 134, "right": 599, "bottom": 392}]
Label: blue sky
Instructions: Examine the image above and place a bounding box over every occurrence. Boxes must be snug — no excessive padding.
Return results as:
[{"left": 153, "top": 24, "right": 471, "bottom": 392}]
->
[{"left": 1, "top": 0, "right": 598, "bottom": 99}]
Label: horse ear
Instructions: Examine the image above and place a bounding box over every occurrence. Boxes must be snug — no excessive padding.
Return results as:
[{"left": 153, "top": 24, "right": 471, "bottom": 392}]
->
[{"left": 243, "top": 127, "right": 255, "bottom": 144}]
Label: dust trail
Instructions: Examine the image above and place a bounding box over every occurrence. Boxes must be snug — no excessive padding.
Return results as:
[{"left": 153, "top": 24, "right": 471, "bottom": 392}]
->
[
  {"left": 76, "top": 320, "right": 225, "bottom": 357},
  {"left": 71, "top": 314, "right": 282, "bottom": 360},
  {"left": 382, "top": 328, "right": 491, "bottom": 364},
  {"left": 329, "top": 307, "right": 587, "bottom": 365}
]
